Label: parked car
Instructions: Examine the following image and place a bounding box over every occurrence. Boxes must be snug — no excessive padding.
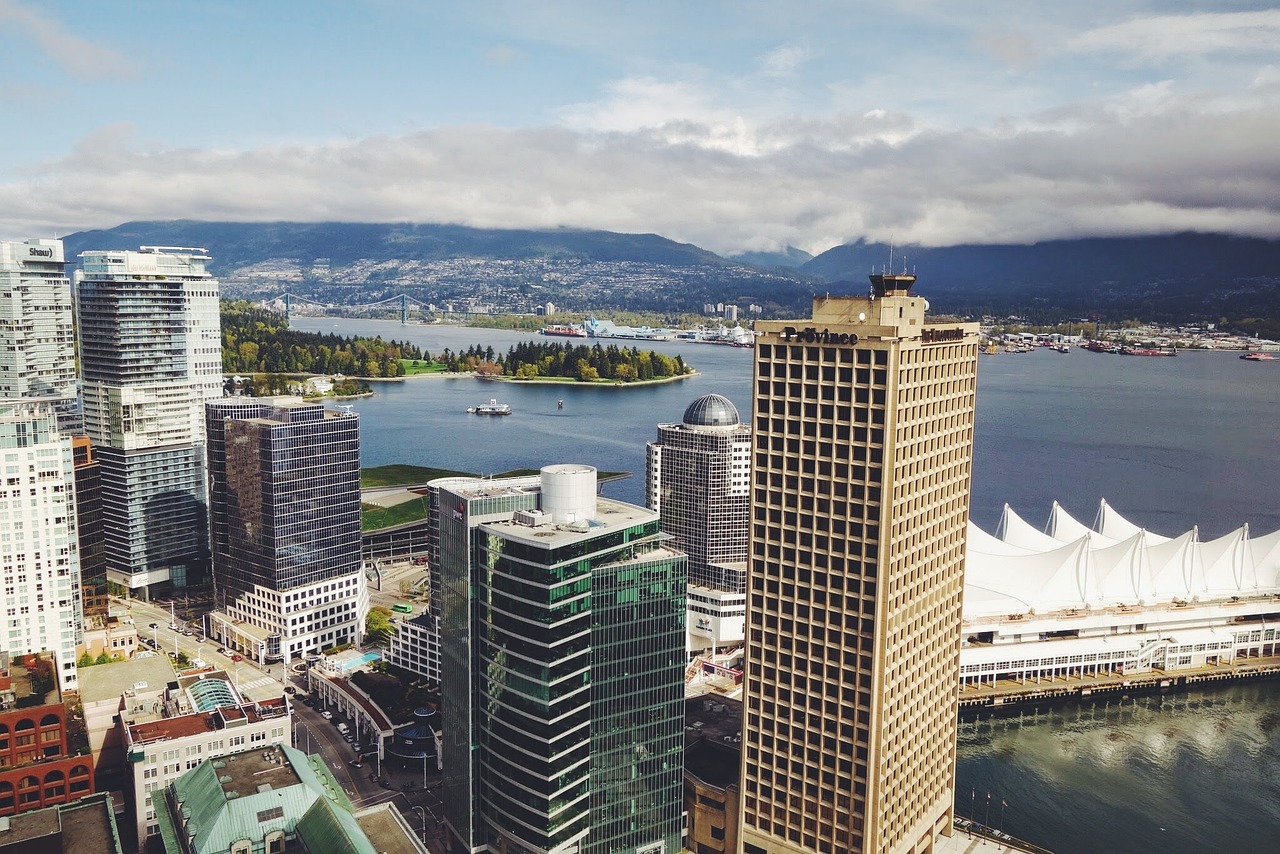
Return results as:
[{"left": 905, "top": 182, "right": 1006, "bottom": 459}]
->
[
  {"left": 321, "top": 711, "right": 333, "bottom": 720},
  {"left": 343, "top": 734, "right": 354, "bottom": 743},
  {"left": 216, "top": 647, "right": 226, "bottom": 655},
  {"left": 284, "top": 686, "right": 296, "bottom": 695},
  {"left": 348, "top": 760, "right": 363, "bottom": 769},
  {"left": 231, "top": 654, "right": 243, "bottom": 662}
]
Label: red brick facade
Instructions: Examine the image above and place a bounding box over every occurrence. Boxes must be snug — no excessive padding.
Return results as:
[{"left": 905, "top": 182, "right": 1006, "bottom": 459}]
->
[{"left": 0, "top": 705, "right": 93, "bottom": 815}]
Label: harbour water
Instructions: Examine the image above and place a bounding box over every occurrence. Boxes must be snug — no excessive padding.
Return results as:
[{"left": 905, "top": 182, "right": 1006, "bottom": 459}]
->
[{"left": 295, "top": 317, "right": 1280, "bottom": 851}]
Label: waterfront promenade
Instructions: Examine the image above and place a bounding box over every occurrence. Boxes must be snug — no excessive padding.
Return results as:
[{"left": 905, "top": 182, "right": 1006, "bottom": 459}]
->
[{"left": 959, "top": 652, "right": 1280, "bottom": 709}]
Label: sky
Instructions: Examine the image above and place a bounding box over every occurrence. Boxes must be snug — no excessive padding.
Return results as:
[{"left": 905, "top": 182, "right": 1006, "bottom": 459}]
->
[{"left": 3, "top": 0, "right": 1280, "bottom": 256}]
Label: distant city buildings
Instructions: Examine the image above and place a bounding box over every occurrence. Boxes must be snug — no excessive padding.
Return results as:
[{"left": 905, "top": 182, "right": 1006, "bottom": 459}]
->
[
  {"left": 0, "top": 401, "right": 82, "bottom": 692},
  {"left": 646, "top": 393, "right": 751, "bottom": 653},
  {"left": 740, "top": 274, "right": 979, "bottom": 853},
  {"left": 205, "top": 398, "right": 365, "bottom": 664},
  {"left": 74, "top": 246, "right": 223, "bottom": 598},
  {"left": 0, "top": 238, "right": 81, "bottom": 434},
  {"left": 429, "top": 465, "right": 686, "bottom": 854}
]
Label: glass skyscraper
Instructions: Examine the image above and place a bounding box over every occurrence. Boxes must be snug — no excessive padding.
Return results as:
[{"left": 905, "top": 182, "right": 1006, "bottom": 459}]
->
[
  {"left": 205, "top": 398, "right": 365, "bottom": 663},
  {"left": 430, "top": 465, "right": 686, "bottom": 854},
  {"left": 75, "top": 247, "right": 223, "bottom": 597}
]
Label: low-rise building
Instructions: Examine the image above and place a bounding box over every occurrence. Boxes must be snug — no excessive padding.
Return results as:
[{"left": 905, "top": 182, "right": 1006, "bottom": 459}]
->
[
  {"left": 0, "top": 792, "right": 123, "bottom": 853},
  {"left": 0, "top": 653, "right": 93, "bottom": 819},
  {"left": 153, "top": 744, "right": 426, "bottom": 854},
  {"left": 383, "top": 611, "right": 439, "bottom": 686},
  {"left": 77, "top": 654, "right": 178, "bottom": 796},
  {"left": 119, "top": 669, "right": 290, "bottom": 844}
]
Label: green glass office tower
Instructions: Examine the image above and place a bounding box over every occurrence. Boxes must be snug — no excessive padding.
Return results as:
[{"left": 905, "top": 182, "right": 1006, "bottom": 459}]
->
[{"left": 429, "top": 465, "right": 685, "bottom": 854}]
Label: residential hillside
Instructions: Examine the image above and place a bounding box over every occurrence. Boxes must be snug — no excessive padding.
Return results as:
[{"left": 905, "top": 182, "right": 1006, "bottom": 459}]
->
[{"left": 60, "top": 222, "right": 1280, "bottom": 331}]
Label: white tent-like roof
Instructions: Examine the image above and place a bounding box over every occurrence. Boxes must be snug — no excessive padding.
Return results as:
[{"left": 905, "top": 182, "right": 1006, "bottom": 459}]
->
[{"left": 963, "top": 501, "right": 1280, "bottom": 619}]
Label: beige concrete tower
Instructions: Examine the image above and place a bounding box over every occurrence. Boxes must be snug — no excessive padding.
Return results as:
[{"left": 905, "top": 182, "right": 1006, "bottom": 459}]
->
[{"left": 740, "top": 270, "right": 979, "bottom": 854}]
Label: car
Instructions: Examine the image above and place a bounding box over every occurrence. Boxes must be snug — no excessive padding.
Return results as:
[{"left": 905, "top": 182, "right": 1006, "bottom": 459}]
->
[
  {"left": 231, "top": 654, "right": 243, "bottom": 662},
  {"left": 348, "top": 760, "right": 363, "bottom": 768},
  {"left": 343, "top": 734, "right": 354, "bottom": 743},
  {"left": 169, "top": 623, "right": 178, "bottom": 630},
  {"left": 321, "top": 711, "right": 333, "bottom": 720},
  {"left": 216, "top": 648, "right": 226, "bottom": 655},
  {"left": 284, "top": 686, "right": 296, "bottom": 695},
  {"left": 148, "top": 623, "right": 158, "bottom": 629},
  {"left": 351, "top": 744, "right": 361, "bottom": 753}
]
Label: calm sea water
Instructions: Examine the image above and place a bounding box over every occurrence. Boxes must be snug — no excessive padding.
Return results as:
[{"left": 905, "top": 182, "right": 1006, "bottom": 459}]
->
[{"left": 296, "top": 317, "right": 1280, "bottom": 852}]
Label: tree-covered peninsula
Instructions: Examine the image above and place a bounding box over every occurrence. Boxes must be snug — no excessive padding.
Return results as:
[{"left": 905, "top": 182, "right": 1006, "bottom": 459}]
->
[
  {"left": 221, "top": 301, "right": 424, "bottom": 377},
  {"left": 480, "top": 340, "right": 691, "bottom": 382}
]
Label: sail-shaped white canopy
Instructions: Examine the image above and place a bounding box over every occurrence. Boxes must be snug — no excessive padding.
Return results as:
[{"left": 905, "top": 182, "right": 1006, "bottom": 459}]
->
[{"left": 963, "top": 501, "right": 1280, "bottom": 617}]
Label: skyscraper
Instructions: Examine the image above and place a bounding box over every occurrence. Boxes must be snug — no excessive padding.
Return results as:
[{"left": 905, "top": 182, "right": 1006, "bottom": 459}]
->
[
  {"left": 205, "top": 398, "right": 365, "bottom": 663},
  {"left": 646, "top": 393, "right": 751, "bottom": 652},
  {"left": 740, "top": 272, "right": 979, "bottom": 853},
  {"left": 429, "top": 465, "right": 686, "bottom": 854},
  {"left": 0, "top": 238, "right": 80, "bottom": 433},
  {"left": 74, "top": 246, "right": 223, "bottom": 597},
  {"left": 0, "top": 401, "right": 83, "bottom": 691}
]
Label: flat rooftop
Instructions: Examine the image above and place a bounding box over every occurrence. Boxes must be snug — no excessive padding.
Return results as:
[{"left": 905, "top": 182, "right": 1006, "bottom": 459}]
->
[
  {"left": 0, "top": 793, "right": 118, "bottom": 851},
  {"left": 483, "top": 496, "right": 658, "bottom": 548},
  {"left": 77, "top": 655, "right": 177, "bottom": 705},
  {"left": 217, "top": 745, "right": 302, "bottom": 796},
  {"left": 353, "top": 804, "right": 425, "bottom": 854}
]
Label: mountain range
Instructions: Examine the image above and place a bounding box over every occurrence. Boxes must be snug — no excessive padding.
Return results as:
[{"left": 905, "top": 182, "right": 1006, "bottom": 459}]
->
[{"left": 61, "top": 221, "right": 1280, "bottom": 328}]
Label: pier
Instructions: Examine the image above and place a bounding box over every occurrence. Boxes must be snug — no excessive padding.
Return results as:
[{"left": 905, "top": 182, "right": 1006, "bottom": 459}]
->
[{"left": 958, "top": 653, "right": 1280, "bottom": 710}]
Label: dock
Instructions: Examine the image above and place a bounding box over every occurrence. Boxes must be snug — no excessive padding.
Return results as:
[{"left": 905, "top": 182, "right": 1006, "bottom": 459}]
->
[{"left": 959, "top": 654, "right": 1280, "bottom": 710}]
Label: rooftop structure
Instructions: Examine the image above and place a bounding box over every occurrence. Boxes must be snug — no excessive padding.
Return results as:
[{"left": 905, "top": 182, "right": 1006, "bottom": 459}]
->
[{"left": 0, "top": 792, "right": 123, "bottom": 853}]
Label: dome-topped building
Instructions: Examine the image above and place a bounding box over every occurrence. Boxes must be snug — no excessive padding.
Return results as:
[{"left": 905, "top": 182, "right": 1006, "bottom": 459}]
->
[
  {"left": 682, "top": 393, "right": 741, "bottom": 430},
  {"left": 649, "top": 394, "right": 752, "bottom": 655}
]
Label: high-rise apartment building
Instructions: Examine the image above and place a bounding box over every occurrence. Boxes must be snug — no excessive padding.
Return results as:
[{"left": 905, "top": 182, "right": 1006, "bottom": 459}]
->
[
  {"left": 429, "top": 465, "right": 686, "bottom": 854},
  {"left": 740, "top": 273, "right": 979, "bottom": 853},
  {"left": 647, "top": 393, "right": 751, "bottom": 652},
  {"left": 74, "top": 246, "right": 223, "bottom": 597},
  {"left": 205, "top": 398, "right": 365, "bottom": 664},
  {"left": 0, "top": 401, "right": 83, "bottom": 691},
  {"left": 0, "top": 239, "right": 80, "bottom": 434}
]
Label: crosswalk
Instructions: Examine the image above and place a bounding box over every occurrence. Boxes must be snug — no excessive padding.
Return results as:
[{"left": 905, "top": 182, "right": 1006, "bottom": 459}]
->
[{"left": 237, "top": 676, "right": 281, "bottom": 694}]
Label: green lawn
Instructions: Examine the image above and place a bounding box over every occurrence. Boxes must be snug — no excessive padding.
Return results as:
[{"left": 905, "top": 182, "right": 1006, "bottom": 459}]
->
[
  {"left": 361, "top": 464, "right": 473, "bottom": 488},
  {"left": 361, "top": 497, "right": 428, "bottom": 531},
  {"left": 399, "top": 359, "right": 449, "bottom": 376}
]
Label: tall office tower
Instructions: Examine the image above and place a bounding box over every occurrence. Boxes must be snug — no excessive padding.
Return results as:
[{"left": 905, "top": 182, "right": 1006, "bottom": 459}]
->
[
  {"left": 0, "top": 401, "right": 83, "bottom": 692},
  {"left": 205, "top": 398, "right": 365, "bottom": 664},
  {"left": 429, "top": 465, "right": 686, "bottom": 854},
  {"left": 0, "top": 239, "right": 81, "bottom": 434},
  {"left": 75, "top": 246, "right": 223, "bottom": 597},
  {"left": 647, "top": 393, "right": 751, "bottom": 652},
  {"left": 740, "top": 272, "right": 979, "bottom": 854},
  {"left": 72, "top": 436, "right": 107, "bottom": 620}
]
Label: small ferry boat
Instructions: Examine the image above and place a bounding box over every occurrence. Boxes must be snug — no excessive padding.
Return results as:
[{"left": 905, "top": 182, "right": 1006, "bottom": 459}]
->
[
  {"left": 467, "top": 399, "right": 512, "bottom": 415},
  {"left": 1240, "top": 352, "right": 1279, "bottom": 361}
]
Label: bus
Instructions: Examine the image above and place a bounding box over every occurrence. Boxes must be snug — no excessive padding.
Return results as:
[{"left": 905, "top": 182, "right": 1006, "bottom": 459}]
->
[{"left": 391, "top": 603, "right": 413, "bottom": 614}]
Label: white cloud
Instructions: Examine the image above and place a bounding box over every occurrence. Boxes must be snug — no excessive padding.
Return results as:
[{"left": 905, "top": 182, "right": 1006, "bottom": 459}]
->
[
  {"left": 760, "top": 42, "right": 811, "bottom": 77},
  {"left": 5, "top": 86, "right": 1280, "bottom": 257},
  {"left": 1068, "top": 10, "right": 1280, "bottom": 65},
  {"left": 0, "top": 0, "right": 136, "bottom": 81}
]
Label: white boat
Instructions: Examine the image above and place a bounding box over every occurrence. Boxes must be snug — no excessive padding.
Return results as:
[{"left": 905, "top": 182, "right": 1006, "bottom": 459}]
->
[{"left": 467, "top": 398, "right": 512, "bottom": 415}]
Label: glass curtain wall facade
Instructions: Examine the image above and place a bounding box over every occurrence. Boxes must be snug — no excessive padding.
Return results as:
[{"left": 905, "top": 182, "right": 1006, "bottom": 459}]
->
[
  {"left": 75, "top": 247, "right": 222, "bottom": 596},
  {"left": 740, "top": 278, "right": 979, "bottom": 854},
  {"left": 430, "top": 470, "right": 685, "bottom": 854},
  {"left": 206, "top": 399, "right": 363, "bottom": 661},
  {"left": 0, "top": 239, "right": 80, "bottom": 434}
]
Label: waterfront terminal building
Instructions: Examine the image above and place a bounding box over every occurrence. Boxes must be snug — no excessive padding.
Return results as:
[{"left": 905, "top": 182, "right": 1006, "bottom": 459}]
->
[{"left": 961, "top": 500, "right": 1280, "bottom": 687}]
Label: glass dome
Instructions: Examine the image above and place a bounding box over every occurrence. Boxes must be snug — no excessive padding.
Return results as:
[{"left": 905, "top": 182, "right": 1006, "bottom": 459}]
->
[{"left": 682, "top": 393, "right": 740, "bottom": 429}]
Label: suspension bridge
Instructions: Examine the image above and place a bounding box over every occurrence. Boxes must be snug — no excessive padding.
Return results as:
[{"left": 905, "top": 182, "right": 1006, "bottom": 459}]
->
[{"left": 272, "top": 293, "right": 436, "bottom": 324}]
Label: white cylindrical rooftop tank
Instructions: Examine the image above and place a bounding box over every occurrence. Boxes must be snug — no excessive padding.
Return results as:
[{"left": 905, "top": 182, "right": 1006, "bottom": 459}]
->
[{"left": 541, "top": 464, "right": 597, "bottom": 523}]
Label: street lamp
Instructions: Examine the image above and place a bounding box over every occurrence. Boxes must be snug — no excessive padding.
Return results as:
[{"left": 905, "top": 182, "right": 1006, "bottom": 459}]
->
[
  {"left": 411, "top": 806, "right": 426, "bottom": 844},
  {"left": 292, "top": 720, "right": 312, "bottom": 754}
]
